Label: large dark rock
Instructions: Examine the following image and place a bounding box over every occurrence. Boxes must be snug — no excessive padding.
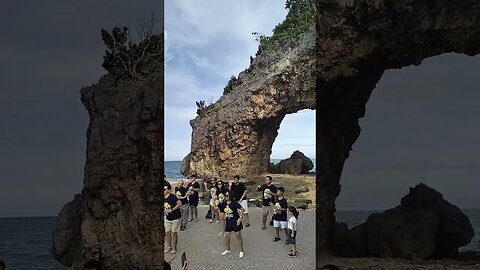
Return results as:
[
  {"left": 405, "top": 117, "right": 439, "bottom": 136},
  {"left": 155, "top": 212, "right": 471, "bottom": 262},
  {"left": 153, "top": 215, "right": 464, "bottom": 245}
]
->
[
  {"left": 400, "top": 183, "right": 475, "bottom": 258},
  {"left": 334, "top": 184, "right": 474, "bottom": 259},
  {"left": 52, "top": 34, "right": 163, "bottom": 269},
  {"left": 269, "top": 150, "right": 315, "bottom": 175}
]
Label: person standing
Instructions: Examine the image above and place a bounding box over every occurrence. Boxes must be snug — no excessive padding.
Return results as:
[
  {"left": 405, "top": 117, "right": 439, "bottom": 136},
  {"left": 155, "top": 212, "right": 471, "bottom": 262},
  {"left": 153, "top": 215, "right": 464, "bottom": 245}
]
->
[
  {"left": 205, "top": 177, "right": 217, "bottom": 223},
  {"left": 186, "top": 174, "right": 200, "bottom": 222},
  {"left": 164, "top": 181, "right": 182, "bottom": 254},
  {"left": 272, "top": 187, "right": 289, "bottom": 244},
  {"left": 287, "top": 206, "right": 299, "bottom": 257},
  {"left": 219, "top": 190, "right": 245, "bottom": 258},
  {"left": 256, "top": 176, "right": 277, "bottom": 230},
  {"left": 229, "top": 175, "right": 250, "bottom": 227},
  {"left": 216, "top": 180, "right": 229, "bottom": 235},
  {"left": 175, "top": 180, "right": 189, "bottom": 231}
]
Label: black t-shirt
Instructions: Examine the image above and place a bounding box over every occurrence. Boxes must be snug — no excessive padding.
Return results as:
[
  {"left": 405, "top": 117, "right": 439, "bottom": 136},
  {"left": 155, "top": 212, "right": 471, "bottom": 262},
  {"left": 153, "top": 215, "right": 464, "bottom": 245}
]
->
[
  {"left": 175, "top": 186, "right": 188, "bottom": 205},
  {"left": 164, "top": 194, "right": 181, "bottom": 221},
  {"left": 273, "top": 197, "right": 288, "bottom": 221},
  {"left": 231, "top": 182, "right": 247, "bottom": 201},
  {"left": 186, "top": 181, "right": 200, "bottom": 199},
  {"left": 216, "top": 187, "right": 228, "bottom": 202},
  {"left": 219, "top": 200, "right": 243, "bottom": 220},
  {"left": 258, "top": 184, "right": 277, "bottom": 206}
]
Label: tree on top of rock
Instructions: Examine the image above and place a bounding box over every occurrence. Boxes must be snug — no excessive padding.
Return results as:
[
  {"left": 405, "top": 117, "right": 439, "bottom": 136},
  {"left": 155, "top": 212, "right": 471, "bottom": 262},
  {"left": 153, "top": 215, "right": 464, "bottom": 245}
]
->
[{"left": 101, "top": 13, "right": 162, "bottom": 81}]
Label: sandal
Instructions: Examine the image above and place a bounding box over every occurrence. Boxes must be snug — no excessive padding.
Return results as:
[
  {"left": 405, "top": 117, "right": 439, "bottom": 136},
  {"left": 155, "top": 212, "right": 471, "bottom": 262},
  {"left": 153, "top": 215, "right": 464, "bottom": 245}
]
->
[
  {"left": 273, "top": 237, "right": 281, "bottom": 242},
  {"left": 171, "top": 250, "right": 177, "bottom": 254}
]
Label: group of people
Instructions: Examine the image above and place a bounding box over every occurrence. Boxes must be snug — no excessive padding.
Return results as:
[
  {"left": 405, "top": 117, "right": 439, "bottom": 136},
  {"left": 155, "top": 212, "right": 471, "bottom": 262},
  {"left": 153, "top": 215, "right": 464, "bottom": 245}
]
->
[{"left": 163, "top": 174, "right": 300, "bottom": 260}]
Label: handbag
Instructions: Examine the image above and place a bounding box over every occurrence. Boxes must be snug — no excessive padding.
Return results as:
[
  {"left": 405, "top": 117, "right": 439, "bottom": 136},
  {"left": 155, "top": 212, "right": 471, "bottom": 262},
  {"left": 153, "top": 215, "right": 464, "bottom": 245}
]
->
[{"left": 205, "top": 209, "right": 212, "bottom": 219}]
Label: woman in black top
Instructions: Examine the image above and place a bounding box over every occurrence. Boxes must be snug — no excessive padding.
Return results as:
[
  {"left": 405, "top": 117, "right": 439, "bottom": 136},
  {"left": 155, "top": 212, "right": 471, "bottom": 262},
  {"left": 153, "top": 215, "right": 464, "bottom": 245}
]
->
[
  {"left": 215, "top": 180, "right": 229, "bottom": 235},
  {"left": 219, "top": 190, "right": 245, "bottom": 258}
]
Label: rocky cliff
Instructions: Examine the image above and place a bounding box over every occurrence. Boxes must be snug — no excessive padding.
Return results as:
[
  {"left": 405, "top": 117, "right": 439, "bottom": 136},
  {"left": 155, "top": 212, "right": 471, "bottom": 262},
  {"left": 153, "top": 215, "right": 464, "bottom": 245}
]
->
[
  {"left": 315, "top": 0, "right": 480, "bottom": 258},
  {"left": 181, "top": 28, "right": 316, "bottom": 179},
  {"left": 52, "top": 34, "right": 164, "bottom": 269}
]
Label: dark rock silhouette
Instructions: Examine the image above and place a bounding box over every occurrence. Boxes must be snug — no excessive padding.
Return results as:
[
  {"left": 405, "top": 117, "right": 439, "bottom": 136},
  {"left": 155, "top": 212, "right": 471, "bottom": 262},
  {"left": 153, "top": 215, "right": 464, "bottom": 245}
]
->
[
  {"left": 269, "top": 150, "right": 314, "bottom": 175},
  {"left": 52, "top": 33, "right": 163, "bottom": 269},
  {"left": 333, "top": 184, "right": 474, "bottom": 259},
  {"left": 315, "top": 0, "right": 480, "bottom": 256}
]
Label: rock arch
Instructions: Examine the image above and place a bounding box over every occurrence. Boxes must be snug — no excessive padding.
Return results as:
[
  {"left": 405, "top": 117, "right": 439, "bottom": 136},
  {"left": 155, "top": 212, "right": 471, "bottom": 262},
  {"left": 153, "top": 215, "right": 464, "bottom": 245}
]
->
[
  {"left": 315, "top": 0, "right": 480, "bottom": 259},
  {"left": 181, "top": 29, "right": 316, "bottom": 179}
]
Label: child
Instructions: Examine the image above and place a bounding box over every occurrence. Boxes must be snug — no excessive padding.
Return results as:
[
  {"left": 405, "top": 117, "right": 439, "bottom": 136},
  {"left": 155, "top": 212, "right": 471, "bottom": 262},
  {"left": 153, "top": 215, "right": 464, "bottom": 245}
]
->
[
  {"left": 272, "top": 187, "right": 289, "bottom": 244},
  {"left": 287, "top": 206, "right": 299, "bottom": 257}
]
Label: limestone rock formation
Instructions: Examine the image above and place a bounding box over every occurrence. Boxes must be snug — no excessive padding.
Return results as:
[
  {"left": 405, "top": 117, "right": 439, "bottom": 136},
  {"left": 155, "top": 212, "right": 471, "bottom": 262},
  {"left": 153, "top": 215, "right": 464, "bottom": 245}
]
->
[
  {"left": 181, "top": 28, "right": 315, "bottom": 179},
  {"left": 333, "top": 184, "right": 474, "bottom": 259},
  {"left": 269, "top": 150, "right": 314, "bottom": 175},
  {"left": 52, "top": 35, "right": 163, "bottom": 269},
  {"left": 315, "top": 0, "right": 480, "bottom": 256}
]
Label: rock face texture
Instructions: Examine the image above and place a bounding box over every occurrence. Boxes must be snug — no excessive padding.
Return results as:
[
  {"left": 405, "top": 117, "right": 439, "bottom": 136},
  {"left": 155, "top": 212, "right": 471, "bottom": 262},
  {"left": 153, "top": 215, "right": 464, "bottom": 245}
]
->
[
  {"left": 52, "top": 37, "right": 164, "bottom": 268},
  {"left": 333, "top": 184, "right": 474, "bottom": 259},
  {"left": 268, "top": 150, "right": 314, "bottom": 174},
  {"left": 181, "top": 29, "right": 315, "bottom": 179},
  {"left": 315, "top": 0, "right": 480, "bottom": 257}
]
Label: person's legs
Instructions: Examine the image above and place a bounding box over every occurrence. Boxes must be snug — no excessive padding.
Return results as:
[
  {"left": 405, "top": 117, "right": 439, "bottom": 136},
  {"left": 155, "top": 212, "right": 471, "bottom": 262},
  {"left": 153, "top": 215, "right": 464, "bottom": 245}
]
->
[
  {"left": 171, "top": 219, "right": 180, "bottom": 252},
  {"left": 240, "top": 200, "right": 249, "bottom": 226},
  {"left": 164, "top": 219, "right": 172, "bottom": 251},
  {"left": 235, "top": 231, "right": 243, "bottom": 252},
  {"left": 193, "top": 205, "right": 198, "bottom": 221},
  {"left": 181, "top": 205, "right": 189, "bottom": 227},
  {"left": 219, "top": 213, "right": 225, "bottom": 235},
  {"left": 188, "top": 205, "right": 193, "bottom": 221},
  {"left": 273, "top": 220, "right": 280, "bottom": 241},
  {"left": 223, "top": 232, "right": 231, "bottom": 252},
  {"left": 261, "top": 206, "right": 269, "bottom": 229}
]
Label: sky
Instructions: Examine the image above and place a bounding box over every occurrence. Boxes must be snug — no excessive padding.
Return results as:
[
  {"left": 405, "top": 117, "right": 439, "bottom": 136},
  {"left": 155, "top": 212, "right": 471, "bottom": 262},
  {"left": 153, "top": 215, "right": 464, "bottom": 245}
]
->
[
  {"left": 337, "top": 53, "right": 480, "bottom": 211},
  {"left": 164, "top": 0, "right": 316, "bottom": 161},
  {"left": 0, "top": 0, "right": 162, "bottom": 217}
]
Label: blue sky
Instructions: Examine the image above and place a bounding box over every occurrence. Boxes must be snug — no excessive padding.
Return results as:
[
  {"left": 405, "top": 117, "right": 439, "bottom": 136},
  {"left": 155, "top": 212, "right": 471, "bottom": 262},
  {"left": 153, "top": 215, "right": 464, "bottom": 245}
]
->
[{"left": 164, "top": 0, "right": 316, "bottom": 161}]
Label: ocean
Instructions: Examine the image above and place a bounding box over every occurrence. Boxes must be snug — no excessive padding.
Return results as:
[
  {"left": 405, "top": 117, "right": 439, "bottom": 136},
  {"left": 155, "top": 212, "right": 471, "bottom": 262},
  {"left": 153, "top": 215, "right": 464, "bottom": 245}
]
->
[{"left": 0, "top": 211, "right": 479, "bottom": 269}]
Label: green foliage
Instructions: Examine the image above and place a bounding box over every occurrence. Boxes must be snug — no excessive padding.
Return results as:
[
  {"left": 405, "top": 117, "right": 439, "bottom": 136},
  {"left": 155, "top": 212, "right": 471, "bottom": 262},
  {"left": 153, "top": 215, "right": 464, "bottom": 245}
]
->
[
  {"left": 223, "top": 75, "right": 238, "bottom": 95},
  {"left": 101, "top": 24, "right": 162, "bottom": 80},
  {"left": 254, "top": 0, "right": 314, "bottom": 52}
]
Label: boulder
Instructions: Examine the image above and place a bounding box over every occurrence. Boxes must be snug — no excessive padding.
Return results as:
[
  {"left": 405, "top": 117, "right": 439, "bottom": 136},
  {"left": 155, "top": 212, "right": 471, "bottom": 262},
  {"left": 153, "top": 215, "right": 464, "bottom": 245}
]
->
[
  {"left": 334, "top": 183, "right": 474, "bottom": 259},
  {"left": 292, "top": 202, "right": 308, "bottom": 210},
  {"left": 294, "top": 186, "right": 310, "bottom": 194},
  {"left": 294, "top": 199, "right": 312, "bottom": 204},
  {"left": 269, "top": 151, "right": 314, "bottom": 175}
]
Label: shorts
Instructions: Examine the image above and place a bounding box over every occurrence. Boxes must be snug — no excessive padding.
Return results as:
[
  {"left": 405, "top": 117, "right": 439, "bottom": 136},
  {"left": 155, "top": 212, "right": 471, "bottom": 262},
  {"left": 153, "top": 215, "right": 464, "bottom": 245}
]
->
[
  {"left": 262, "top": 205, "right": 272, "bottom": 215},
  {"left": 239, "top": 200, "right": 248, "bottom": 214},
  {"left": 189, "top": 197, "right": 198, "bottom": 206},
  {"left": 165, "top": 218, "right": 181, "bottom": 233},
  {"left": 288, "top": 229, "right": 297, "bottom": 244},
  {"left": 209, "top": 198, "right": 215, "bottom": 207},
  {"left": 274, "top": 220, "right": 287, "bottom": 229},
  {"left": 225, "top": 219, "right": 243, "bottom": 232}
]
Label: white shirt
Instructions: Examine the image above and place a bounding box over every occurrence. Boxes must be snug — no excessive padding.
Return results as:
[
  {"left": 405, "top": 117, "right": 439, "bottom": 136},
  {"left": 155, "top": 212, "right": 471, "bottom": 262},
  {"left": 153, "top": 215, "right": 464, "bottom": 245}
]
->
[{"left": 288, "top": 216, "right": 297, "bottom": 230}]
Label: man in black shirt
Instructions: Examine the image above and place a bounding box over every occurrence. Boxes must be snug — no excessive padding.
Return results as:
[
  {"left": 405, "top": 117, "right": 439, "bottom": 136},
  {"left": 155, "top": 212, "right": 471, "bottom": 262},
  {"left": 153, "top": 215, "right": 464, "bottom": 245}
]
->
[
  {"left": 256, "top": 175, "right": 278, "bottom": 230},
  {"left": 175, "top": 180, "right": 189, "bottom": 231},
  {"left": 186, "top": 174, "right": 200, "bottom": 222},
  {"left": 164, "top": 181, "right": 182, "bottom": 254},
  {"left": 229, "top": 175, "right": 249, "bottom": 227},
  {"left": 272, "top": 187, "right": 289, "bottom": 244}
]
